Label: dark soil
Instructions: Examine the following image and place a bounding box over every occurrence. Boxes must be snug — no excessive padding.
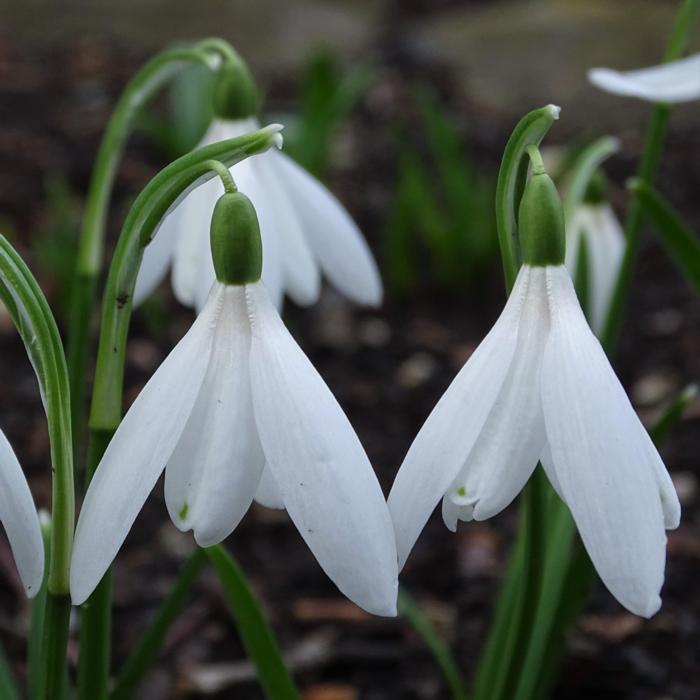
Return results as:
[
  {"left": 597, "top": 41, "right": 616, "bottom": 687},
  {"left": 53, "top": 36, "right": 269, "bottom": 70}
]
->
[{"left": 1, "top": 21, "right": 699, "bottom": 700}]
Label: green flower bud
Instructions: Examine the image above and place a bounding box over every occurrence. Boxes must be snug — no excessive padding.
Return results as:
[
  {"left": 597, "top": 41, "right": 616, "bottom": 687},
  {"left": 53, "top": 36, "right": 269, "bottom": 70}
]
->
[
  {"left": 583, "top": 170, "right": 607, "bottom": 205},
  {"left": 210, "top": 191, "right": 262, "bottom": 285},
  {"left": 519, "top": 149, "right": 566, "bottom": 267},
  {"left": 212, "top": 58, "right": 259, "bottom": 120}
]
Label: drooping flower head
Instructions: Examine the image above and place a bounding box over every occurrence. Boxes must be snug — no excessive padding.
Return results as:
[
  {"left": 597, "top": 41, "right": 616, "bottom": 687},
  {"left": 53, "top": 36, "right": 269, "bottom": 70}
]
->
[
  {"left": 71, "top": 182, "right": 398, "bottom": 615},
  {"left": 564, "top": 173, "right": 624, "bottom": 335},
  {"left": 589, "top": 52, "right": 700, "bottom": 103},
  {"left": 134, "top": 53, "right": 381, "bottom": 311},
  {"left": 0, "top": 427, "right": 44, "bottom": 597},
  {"left": 389, "top": 150, "right": 679, "bottom": 617}
]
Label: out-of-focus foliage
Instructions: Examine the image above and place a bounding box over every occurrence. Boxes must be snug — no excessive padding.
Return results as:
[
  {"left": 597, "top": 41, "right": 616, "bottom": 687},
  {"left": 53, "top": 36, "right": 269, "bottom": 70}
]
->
[
  {"left": 32, "top": 176, "right": 79, "bottom": 319},
  {"left": 137, "top": 62, "right": 216, "bottom": 159},
  {"left": 282, "top": 49, "right": 373, "bottom": 179},
  {"left": 385, "top": 89, "right": 497, "bottom": 297}
]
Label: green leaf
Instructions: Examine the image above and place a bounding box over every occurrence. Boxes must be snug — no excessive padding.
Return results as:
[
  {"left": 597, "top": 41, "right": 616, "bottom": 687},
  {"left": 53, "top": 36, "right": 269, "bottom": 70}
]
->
[
  {"left": 0, "top": 237, "right": 74, "bottom": 594},
  {"left": 495, "top": 104, "right": 560, "bottom": 291},
  {"left": 206, "top": 545, "right": 299, "bottom": 700},
  {"left": 629, "top": 179, "right": 700, "bottom": 296},
  {"left": 398, "top": 589, "right": 469, "bottom": 700},
  {"left": 110, "top": 549, "right": 207, "bottom": 700}
]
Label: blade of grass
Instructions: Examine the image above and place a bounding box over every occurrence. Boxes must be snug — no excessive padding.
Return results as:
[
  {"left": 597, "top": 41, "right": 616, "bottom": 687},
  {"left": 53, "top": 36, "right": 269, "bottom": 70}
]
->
[
  {"left": 398, "top": 588, "right": 469, "bottom": 700},
  {"left": 206, "top": 545, "right": 299, "bottom": 700}
]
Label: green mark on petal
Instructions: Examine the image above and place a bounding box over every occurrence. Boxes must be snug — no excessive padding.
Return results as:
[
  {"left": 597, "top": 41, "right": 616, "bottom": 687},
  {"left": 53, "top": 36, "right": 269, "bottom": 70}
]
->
[
  {"left": 178, "top": 502, "right": 189, "bottom": 521},
  {"left": 457, "top": 486, "right": 467, "bottom": 498}
]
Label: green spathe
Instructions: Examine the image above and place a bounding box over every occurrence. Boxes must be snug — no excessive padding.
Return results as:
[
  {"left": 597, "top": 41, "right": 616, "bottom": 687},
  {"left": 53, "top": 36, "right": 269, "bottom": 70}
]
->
[
  {"left": 519, "top": 162, "right": 566, "bottom": 267},
  {"left": 212, "top": 59, "right": 259, "bottom": 120},
  {"left": 210, "top": 192, "right": 262, "bottom": 285}
]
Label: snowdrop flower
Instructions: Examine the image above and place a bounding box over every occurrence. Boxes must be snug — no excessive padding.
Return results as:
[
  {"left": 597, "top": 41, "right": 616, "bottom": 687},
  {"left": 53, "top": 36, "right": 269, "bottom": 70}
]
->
[
  {"left": 134, "top": 60, "right": 381, "bottom": 311},
  {"left": 71, "top": 188, "right": 398, "bottom": 615},
  {"left": 389, "top": 151, "right": 679, "bottom": 617},
  {"left": 565, "top": 198, "right": 624, "bottom": 335},
  {"left": 589, "top": 52, "right": 700, "bottom": 103},
  {"left": 0, "top": 427, "right": 44, "bottom": 597}
]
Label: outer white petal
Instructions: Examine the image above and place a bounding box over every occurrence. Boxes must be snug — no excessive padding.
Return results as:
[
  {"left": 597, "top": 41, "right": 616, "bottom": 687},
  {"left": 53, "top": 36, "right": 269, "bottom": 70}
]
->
[
  {"left": 246, "top": 282, "right": 397, "bottom": 615},
  {"left": 255, "top": 153, "right": 320, "bottom": 306},
  {"left": 0, "top": 429, "right": 44, "bottom": 597},
  {"left": 456, "top": 267, "right": 549, "bottom": 521},
  {"left": 133, "top": 211, "right": 179, "bottom": 307},
  {"left": 171, "top": 177, "right": 222, "bottom": 308},
  {"left": 588, "top": 53, "right": 700, "bottom": 103},
  {"left": 70, "top": 285, "right": 224, "bottom": 605},
  {"left": 254, "top": 465, "right": 285, "bottom": 510},
  {"left": 164, "top": 287, "right": 264, "bottom": 546},
  {"left": 229, "top": 158, "right": 285, "bottom": 310},
  {"left": 272, "top": 151, "right": 383, "bottom": 306},
  {"left": 541, "top": 265, "right": 674, "bottom": 617},
  {"left": 388, "top": 267, "right": 531, "bottom": 569}
]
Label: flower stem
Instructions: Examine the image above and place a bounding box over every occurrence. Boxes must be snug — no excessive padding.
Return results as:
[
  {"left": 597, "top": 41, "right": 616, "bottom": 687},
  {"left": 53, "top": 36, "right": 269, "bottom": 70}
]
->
[
  {"left": 76, "top": 428, "right": 113, "bottom": 700},
  {"left": 36, "top": 593, "right": 71, "bottom": 700},
  {"left": 66, "top": 44, "right": 216, "bottom": 460},
  {"left": 601, "top": 0, "right": 700, "bottom": 355}
]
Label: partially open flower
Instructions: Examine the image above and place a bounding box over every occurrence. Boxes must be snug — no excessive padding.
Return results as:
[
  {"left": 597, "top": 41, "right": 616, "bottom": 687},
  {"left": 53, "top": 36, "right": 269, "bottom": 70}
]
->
[
  {"left": 0, "top": 427, "right": 44, "bottom": 597},
  {"left": 71, "top": 190, "right": 397, "bottom": 615},
  {"left": 389, "top": 157, "right": 679, "bottom": 617},
  {"left": 589, "top": 53, "right": 700, "bottom": 103},
  {"left": 134, "top": 60, "right": 382, "bottom": 311}
]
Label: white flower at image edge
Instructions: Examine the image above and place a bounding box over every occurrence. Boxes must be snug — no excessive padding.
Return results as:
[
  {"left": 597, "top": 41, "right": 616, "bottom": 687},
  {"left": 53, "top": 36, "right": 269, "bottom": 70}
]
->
[
  {"left": 134, "top": 118, "right": 382, "bottom": 311},
  {"left": 565, "top": 202, "right": 624, "bottom": 335},
  {"left": 388, "top": 264, "right": 679, "bottom": 617},
  {"left": 0, "top": 428, "right": 44, "bottom": 597},
  {"left": 70, "top": 281, "right": 398, "bottom": 616},
  {"left": 589, "top": 52, "right": 700, "bottom": 103}
]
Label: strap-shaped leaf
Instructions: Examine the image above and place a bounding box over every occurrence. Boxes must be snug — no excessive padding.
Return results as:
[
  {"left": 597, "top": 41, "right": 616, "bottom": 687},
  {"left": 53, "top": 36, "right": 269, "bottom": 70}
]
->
[
  {"left": 0, "top": 237, "right": 73, "bottom": 594},
  {"left": 629, "top": 178, "right": 700, "bottom": 295},
  {"left": 206, "top": 546, "right": 299, "bottom": 700},
  {"left": 495, "top": 104, "right": 560, "bottom": 291},
  {"left": 89, "top": 125, "right": 282, "bottom": 431}
]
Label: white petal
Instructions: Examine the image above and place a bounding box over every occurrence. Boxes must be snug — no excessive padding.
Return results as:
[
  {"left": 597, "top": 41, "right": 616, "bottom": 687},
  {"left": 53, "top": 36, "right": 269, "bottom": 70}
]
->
[
  {"left": 228, "top": 157, "right": 285, "bottom": 309},
  {"left": 165, "top": 287, "right": 264, "bottom": 546},
  {"left": 0, "top": 429, "right": 44, "bottom": 597},
  {"left": 272, "top": 151, "right": 383, "bottom": 306},
  {"left": 70, "top": 285, "right": 224, "bottom": 605},
  {"left": 440, "top": 493, "right": 474, "bottom": 532},
  {"left": 254, "top": 153, "right": 320, "bottom": 306},
  {"left": 254, "top": 465, "right": 285, "bottom": 510},
  {"left": 246, "top": 282, "right": 397, "bottom": 615},
  {"left": 171, "top": 176, "right": 222, "bottom": 308},
  {"left": 133, "top": 212, "right": 178, "bottom": 307},
  {"left": 589, "top": 53, "right": 700, "bottom": 103},
  {"left": 388, "top": 266, "right": 531, "bottom": 569},
  {"left": 456, "top": 267, "right": 548, "bottom": 521},
  {"left": 541, "top": 265, "right": 674, "bottom": 617}
]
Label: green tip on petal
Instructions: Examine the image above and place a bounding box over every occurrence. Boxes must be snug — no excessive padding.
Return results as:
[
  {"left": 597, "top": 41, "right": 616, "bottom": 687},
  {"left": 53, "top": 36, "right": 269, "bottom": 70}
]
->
[
  {"left": 212, "top": 55, "right": 259, "bottom": 120},
  {"left": 519, "top": 146, "right": 566, "bottom": 267},
  {"left": 210, "top": 191, "right": 263, "bottom": 285}
]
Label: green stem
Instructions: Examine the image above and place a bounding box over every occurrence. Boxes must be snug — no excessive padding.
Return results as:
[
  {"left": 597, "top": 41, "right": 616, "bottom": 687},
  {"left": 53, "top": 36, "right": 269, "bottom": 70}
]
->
[
  {"left": 66, "top": 43, "right": 217, "bottom": 459},
  {"left": 36, "top": 594, "right": 71, "bottom": 700},
  {"left": 601, "top": 0, "right": 699, "bottom": 355},
  {"left": 110, "top": 549, "right": 207, "bottom": 700},
  {"left": 77, "top": 428, "right": 113, "bottom": 700}
]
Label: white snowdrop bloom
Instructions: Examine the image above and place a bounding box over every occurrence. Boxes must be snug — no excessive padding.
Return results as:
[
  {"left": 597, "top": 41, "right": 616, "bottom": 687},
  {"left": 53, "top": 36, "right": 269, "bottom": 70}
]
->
[
  {"left": 71, "top": 190, "right": 398, "bottom": 616},
  {"left": 0, "top": 427, "right": 44, "bottom": 597},
  {"left": 389, "top": 160, "right": 679, "bottom": 617},
  {"left": 589, "top": 53, "right": 700, "bottom": 103},
  {"left": 134, "top": 117, "right": 382, "bottom": 312},
  {"left": 565, "top": 202, "right": 625, "bottom": 335}
]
